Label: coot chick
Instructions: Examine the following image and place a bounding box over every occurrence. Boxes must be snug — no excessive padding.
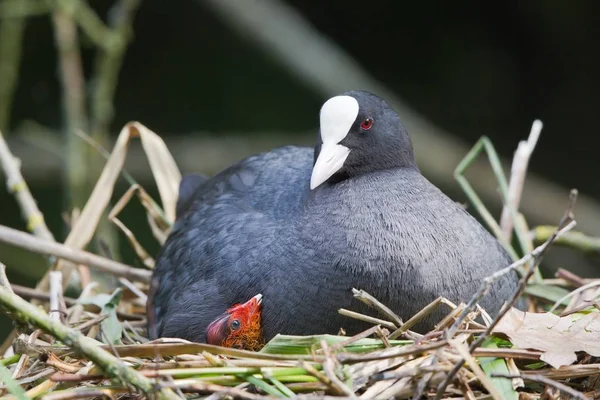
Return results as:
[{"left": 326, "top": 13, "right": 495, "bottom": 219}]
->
[
  {"left": 206, "top": 294, "right": 263, "bottom": 351},
  {"left": 147, "top": 90, "right": 520, "bottom": 343}
]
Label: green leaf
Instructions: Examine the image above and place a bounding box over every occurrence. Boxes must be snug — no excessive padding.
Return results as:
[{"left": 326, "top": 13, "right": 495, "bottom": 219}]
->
[
  {"left": 478, "top": 337, "right": 518, "bottom": 400},
  {"left": 0, "top": 354, "right": 21, "bottom": 366},
  {"left": 525, "top": 284, "right": 571, "bottom": 306},
  {"left": 0, "top": 360, "right": 28, "bottom": 400},
  {"left": 261, "top": 334, "right": 411, "bottom": 355},
  {"left": 524, "top": 362, "right": 547, "bottom": 370},
  {"left": 79, "top": 288, "right": 124, "bottom": 345}
]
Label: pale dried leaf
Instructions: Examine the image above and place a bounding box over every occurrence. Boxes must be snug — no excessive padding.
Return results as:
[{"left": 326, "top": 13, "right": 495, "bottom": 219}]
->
[
  {"left": 130, "top": 122, "right": 181, "bottom": 223},
  {"left": 108, "top": 184, "right": 159, "bottom": 268},
  {"left": 62, "top": 122, "right": 180, "bottom": 251},
  {"left": 494, "top": 307, "right": 600, "bottom": 368}
]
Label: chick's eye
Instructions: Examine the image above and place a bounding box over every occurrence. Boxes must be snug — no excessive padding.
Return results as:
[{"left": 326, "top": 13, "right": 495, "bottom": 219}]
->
[
  {"left": 230, "top": 319, "right": 241, "bottom": 331},
  {"left": 360, "top": 118, "right": 373, "bottom": 130}
]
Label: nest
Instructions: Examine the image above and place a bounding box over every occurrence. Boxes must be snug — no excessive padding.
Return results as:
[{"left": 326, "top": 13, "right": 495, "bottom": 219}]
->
[{"left": 0, "top": 122, "right": 599, "bottom": 400}]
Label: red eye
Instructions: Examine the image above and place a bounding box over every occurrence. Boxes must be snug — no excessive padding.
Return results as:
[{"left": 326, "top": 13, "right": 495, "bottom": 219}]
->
[{"left": 360, "top": 118, "right": 373, "bottom": 130}]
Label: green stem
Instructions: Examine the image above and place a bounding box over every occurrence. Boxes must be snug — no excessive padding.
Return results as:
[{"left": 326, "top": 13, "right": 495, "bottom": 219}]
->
[
  {"left": 0, "top": 353, "right": 20, "bottom": 366},
  {"left": 454, "top": 137, "right": 515, "bottom": 258},
  {"left": 268, "top": 376, "right": 296, "bottom": 397},
  {"left": 0, "top": 285, "right": 181, "bottom": 400},
  {"left": 454, "top": 136, "right": 543, "bottom": 282},
  {"left": 533, "top": 226, "right": 600, "bottom": 256}
]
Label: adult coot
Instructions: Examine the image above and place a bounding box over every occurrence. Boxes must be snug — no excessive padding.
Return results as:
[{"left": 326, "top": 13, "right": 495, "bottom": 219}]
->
[{"left": 147, "top": 90, "right": 520, "bottom": 343}]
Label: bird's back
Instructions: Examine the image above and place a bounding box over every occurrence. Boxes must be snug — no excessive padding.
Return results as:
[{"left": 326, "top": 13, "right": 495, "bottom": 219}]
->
[{"left": 176, "top": 146, "right": 314, "bottom": 221}]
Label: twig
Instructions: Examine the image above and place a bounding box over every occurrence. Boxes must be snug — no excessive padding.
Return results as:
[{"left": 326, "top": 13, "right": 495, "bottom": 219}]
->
[
  {"left": 0, "top": 284, "right": 181, "bottom": 400},
  {"left": 0, "top": 367, "right": 55, "bottom": 389},
  {"left": 411, "top": 356, "right": 436, "bottom": 400},
  {"left": 450, "top": 339, "right": 502, "bottom": 400},
  {"left": 49, "top": 271, "right": 65, "bottom": 324},
  {"left": 337, "top": 340, "right": 447, "bottom": 363},
  {"left": 11, "top": 330, "right": 40, "bottom": 382},
  {"left": 118, "top": 277, "right": 148, "bottom": 303},
  {"left": 10, "top": 283, "right": 145, "bottom": 322},
  {"left": 491, "top": 373, "right": 587, "bottom": 400},
  {"left": 300, "top": 361, "right": 335, "bottom": 389},
  {"left": 549, "top": 279, "right": 600, "bottom": 313},
  {"left": 555, "top": 268, "right": 587, "bottom": 287},
  {"left": 0, "top": 263, "right": 14, "bottom": 293},
  {"left": 434, "top": 189, "right": 578, "bottom": 400},
  {"left": 352, "top": 288, "right": 403, "bottom": 327},
  {"left": 319, "top": 325, "right": 383, "bottom": 354},
  {"left": 500, "top": 120, "right": 542, "bottom": 242},
  {"left": 533, "top": 225, "right": 600, "bottom": 256},
  {"left": 388, "top": 296, "right": 444, "bottom": 340},
  {"left": 320, "top": 340, "right": 356, "bottom": 398},
  {"left": 337, "top": 308, "right": 396, "bottom": 330},
  {"left": 0, "top": 224, "right": 151, "bottom": 282},
  {"left": 0, "top": 132, "right": 55, "bottom": 242}
]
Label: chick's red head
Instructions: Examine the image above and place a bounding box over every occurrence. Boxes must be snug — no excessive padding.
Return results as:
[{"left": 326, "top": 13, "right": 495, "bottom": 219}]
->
[{"left": 206, "top": 294, "right": 264, "bottom": 351}]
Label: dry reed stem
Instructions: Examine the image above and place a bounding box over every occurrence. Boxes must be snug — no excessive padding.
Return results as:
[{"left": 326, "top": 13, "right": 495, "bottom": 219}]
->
[
  {"left": 0, "top": 224, "right": 150, "bottom": 282},
  {"left": 500, "top": 120, "right": 542, "bottom": 242},
  {"left": 0, "top": 131, "right": 54, "bottom": 242}
]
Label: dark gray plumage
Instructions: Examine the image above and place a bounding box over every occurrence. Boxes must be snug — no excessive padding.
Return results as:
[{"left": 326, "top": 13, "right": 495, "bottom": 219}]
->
[{"left": 147, "top": 90, "right": 521, "bottom": 343}]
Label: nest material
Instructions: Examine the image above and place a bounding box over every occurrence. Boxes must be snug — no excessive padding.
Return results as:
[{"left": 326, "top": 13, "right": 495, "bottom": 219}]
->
[
  {"left": 2, "top": 276, "right": 600, "bottom": 400},
  {"left": 0, "top": 122, "right": 599, "bottom": 399}
]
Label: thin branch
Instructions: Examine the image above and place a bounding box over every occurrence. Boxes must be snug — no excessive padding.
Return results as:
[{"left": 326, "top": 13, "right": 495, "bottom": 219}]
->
[
  {"left": 0, "top": 284, "right": 181, "bottom": 400},
  {"left": 0, "top": 224, "right": 151, "bottom": 283},
  {"left": 500, "top": 120, "right": 542, "bottom": 242},
  {"left": 0, "top": 263, "right": 14, "bottom": 293},
  {"left": 549, "top": 279, "right": 600, "bottom": 313},
  {"left": 9, "top": 283, "right": 144, "bottom": 321},
  {"left": 0, "top": 131, "right": 55, "bottom": 242},
  {"left": 388, "top": 296, "right": 444, "bottom": 340},
  {"left": 351, "top": 288, "right": 403, "bottom": 327},
  {"left": 48, "top": 271, "right": 65, "bottom": 324},
  {"left": 337, "top": 308, "right": 396, "bottom": 330}
]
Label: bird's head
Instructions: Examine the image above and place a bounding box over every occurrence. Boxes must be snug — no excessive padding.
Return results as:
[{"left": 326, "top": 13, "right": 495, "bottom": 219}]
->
[{"left": 206, "top": 294, "right": 264, "bottom": 351}]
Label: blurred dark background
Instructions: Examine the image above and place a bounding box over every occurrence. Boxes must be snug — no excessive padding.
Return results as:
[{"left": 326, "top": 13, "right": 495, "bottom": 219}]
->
[{"left": 0, "top": 0, "right": 599, "bottom": 339}]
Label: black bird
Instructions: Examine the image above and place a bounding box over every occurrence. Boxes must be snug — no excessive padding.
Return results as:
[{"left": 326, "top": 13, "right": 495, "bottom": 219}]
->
[{"left": 147, "top": 90, "right": 520, "bottom": 343}]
